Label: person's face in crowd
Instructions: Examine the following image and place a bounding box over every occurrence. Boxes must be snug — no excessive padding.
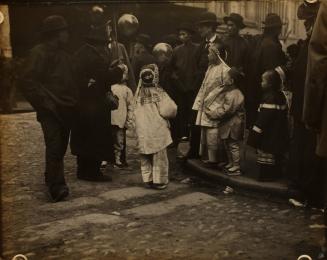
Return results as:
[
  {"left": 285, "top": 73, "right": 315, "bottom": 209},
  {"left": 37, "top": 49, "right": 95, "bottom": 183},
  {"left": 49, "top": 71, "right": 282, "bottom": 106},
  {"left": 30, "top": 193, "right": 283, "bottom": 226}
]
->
[
  {"left": 226, "top": 20, "right": 239, "bottom": 37},
  {"left": 197, "top": 24, "right": 213, "bottom": 39},
  {"left": 91, "top": 12, "right": 104, "bottom": 27},
  {"left": 179, "top": 30, "right": 191, "bottom": 44},
  {"left": 261, "top": 72, "right": 271, "bottom": 90},
  {"left": 58, "top": 30, "right": 69, "bottom": 45},
  {"left": 134, "top": 42, "right": 146, "bottom": 57},
  {"left": 216, "top": 31, "right": 228, "bottom": 42},
  {"left": 155, "top": 52, "right": 171, "bottom": 66}
]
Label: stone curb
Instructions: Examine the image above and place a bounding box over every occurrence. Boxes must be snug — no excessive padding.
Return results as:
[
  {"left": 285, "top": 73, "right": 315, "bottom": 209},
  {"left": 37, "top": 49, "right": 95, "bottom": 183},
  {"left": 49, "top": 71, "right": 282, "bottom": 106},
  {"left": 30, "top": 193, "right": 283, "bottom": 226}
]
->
[{"left": 185, "top": 159, "right": 299, "bottom": 198}]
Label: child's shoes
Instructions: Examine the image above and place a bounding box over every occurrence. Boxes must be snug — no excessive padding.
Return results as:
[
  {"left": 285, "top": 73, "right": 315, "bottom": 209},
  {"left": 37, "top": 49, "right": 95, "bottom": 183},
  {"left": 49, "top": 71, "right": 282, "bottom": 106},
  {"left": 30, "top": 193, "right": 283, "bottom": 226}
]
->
[{"left": 227, "top": 166, "right": 241, "bottom": 176}]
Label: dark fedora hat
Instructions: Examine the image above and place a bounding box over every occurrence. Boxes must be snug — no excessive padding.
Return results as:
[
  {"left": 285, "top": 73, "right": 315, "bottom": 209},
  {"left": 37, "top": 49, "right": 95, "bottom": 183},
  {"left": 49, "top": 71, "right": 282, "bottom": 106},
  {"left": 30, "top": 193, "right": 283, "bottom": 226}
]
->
[
  {"left": 262, "top": 13, "right": 285, "bottom": 28},
  {"left": 224, "top": 13, "right": 246, "bottom": 29},
  {"left": 196, "top": 11, "right": 220, "bottom": 26},
  {"left": 41, "top": 15, "right": 68, "bottom": 34},
  {"left": 177, "top": 22, "right": 195, "bottom": 34}
]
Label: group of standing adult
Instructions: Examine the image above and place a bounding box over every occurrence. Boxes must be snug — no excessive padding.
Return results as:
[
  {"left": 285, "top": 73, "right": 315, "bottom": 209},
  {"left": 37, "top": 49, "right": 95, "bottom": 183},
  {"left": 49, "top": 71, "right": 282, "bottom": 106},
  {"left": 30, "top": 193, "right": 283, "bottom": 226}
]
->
[
  {"left": 17, "top": 1, "right": 327, "bottom": 207},
  {"left": 158, "top": 10, "right": 288, "bottom": 160},
  {"left": 16, "top": 8, "right": 290, "bottom": 202},
  {"left": 19, "top": 14, "right": 125, "bottom": 202}
]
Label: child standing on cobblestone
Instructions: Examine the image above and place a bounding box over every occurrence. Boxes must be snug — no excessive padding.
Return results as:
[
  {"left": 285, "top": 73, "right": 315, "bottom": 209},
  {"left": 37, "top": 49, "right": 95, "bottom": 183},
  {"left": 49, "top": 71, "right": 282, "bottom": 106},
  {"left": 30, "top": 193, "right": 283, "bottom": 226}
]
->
[
  {"left": 248, "top": 69, "right": 289, "bottom": 181},
  {"left": 110, "top": 64, "right": 134, "bottom": 168},
  {"left": 134, "top": 64, "right": 177, "bottom": 190}
]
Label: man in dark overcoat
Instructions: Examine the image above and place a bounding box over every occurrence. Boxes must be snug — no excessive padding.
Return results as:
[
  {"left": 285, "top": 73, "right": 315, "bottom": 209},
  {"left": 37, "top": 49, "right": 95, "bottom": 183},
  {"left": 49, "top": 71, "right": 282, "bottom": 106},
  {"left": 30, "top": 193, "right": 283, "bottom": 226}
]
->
[
  {"left": 223, "top": 13, "right": 249, "bottom": 94},
  {"left": 288, "top": 0, "right": 323, "bottom": 207},
  {"left": 171, "top": 22, "right": 199, "bottom": 141},
  {"left": 70, "top": 28, "right": 123, "bottom": 182},
  {"left": 303, "top": 2, "right": 327, "bottom": 256},
  {"left": 19, "top": 15, "right": 78, "bottom": 202},
  {"left": 188, "top": 11, "right": 227, "bottom": 159},
  {"left": 246, "top": 13, "right": 287, "bottom": 127},
  {"left": 223, "top": 13, "right": 248, "bottom": 71}
]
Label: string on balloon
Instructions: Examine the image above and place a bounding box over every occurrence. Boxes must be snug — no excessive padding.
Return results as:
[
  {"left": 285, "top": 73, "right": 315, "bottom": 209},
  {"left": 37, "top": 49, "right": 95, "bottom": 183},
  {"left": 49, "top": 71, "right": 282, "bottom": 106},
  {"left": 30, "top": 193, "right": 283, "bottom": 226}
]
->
[{"left": 106, "top": 11, "right": 122, "bottom": 65}]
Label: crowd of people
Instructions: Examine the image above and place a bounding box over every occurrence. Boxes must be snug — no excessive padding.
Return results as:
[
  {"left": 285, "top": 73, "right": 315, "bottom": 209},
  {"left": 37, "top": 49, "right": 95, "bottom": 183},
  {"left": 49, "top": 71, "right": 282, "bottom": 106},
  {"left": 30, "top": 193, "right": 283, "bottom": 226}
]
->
[{"left": 16, "top": 0, "right": 326, "bottom": 216}]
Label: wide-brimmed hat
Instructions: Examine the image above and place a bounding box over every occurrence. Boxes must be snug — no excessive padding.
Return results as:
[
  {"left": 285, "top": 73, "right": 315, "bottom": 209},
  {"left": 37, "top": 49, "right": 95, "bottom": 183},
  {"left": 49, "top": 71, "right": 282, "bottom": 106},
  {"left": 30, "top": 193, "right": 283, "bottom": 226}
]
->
[
  {"left": 262, "top": 13, "right": 285, "bottom": 28},
  {"left": 177, "top": 22, "right": 195, "bottom": 34},
  {"left": 223, "top": 13, "right": 246, "bottom": 29},
  {"left": 196, "top": 12, "right": 220, "bottom": 26},
  {"left": 41, "top": 15, "right": 68, "bottom": 34}
]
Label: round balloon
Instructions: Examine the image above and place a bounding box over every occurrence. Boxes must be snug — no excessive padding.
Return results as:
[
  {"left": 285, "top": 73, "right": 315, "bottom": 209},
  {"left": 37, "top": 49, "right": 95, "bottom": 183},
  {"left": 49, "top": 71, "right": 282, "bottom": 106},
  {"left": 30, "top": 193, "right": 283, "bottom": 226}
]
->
[
  {"left": 152, "top": 43, "right": 173, "bottom": 59},
  {"left": 118, "top": 14, "right": 139, "bottom": 37}
]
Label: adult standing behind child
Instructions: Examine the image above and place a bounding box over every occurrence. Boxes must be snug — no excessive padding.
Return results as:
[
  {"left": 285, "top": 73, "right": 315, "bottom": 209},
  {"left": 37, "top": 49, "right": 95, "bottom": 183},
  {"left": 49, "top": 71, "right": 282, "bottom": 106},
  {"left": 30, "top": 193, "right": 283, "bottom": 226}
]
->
[
  {"left": 204, "top": 67, "right": 245, "bottom": 175},
  {"left": 247, "top": 70, "right": 289, "bottom": 181},
  {"left": 110, "top": 64, "right": 134, "bottom": 168},
  {"left": 134, "top": 64, "right": 177, "bottom": 190}
]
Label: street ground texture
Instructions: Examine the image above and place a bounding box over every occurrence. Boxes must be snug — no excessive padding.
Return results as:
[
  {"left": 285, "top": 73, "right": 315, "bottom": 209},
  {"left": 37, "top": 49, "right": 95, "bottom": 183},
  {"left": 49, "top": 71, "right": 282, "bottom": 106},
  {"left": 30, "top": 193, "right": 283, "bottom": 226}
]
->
[{"left": 0, "top": 112, "right": 325, "bottom": 260}]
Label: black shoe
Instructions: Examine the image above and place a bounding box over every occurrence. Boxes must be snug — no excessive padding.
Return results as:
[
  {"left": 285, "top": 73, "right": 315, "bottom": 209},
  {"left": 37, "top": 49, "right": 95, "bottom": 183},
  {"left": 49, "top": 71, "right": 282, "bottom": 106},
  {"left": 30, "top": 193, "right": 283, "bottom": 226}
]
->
[
  {"left": 152, "top": 183, "right": 168, "bottom": 190},
  {"left": 49, "top": 185, "right": 69, "bottom": 203},
  {"left": 121, "top": 162, "right": 129, "bottom": 168},
  {"left": 144, "top": 181, "right": 153, "bottom": 189},
  {"left": 78, "top": 174, "right": 112, "bottom": 182}
]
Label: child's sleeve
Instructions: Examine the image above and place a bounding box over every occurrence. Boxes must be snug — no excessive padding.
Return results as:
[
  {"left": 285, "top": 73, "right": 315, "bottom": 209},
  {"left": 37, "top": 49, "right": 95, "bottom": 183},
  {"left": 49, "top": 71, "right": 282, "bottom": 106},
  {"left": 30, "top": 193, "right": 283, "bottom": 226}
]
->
[
  {"left": 247, "top": 107, "right": 275, "bottom": 148},
  {"left": 125, "top": 87, "right": 135, "bottom": 129},
  {"left": 206, "top": 91, "right": 243, "bottom": 120}
]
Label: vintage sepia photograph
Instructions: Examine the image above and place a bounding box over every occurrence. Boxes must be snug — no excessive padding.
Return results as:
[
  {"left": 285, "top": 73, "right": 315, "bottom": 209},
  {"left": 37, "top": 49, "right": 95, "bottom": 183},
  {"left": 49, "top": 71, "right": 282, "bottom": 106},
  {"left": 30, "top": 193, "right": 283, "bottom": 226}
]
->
[{"left": 0, "top": 0, "right": 327, "bottom": 259}]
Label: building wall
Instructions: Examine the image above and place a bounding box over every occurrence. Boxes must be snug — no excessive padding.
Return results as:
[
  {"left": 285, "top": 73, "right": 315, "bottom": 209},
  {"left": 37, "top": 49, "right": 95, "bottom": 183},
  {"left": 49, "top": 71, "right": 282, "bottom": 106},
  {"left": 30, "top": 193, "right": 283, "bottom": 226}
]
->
[{"left": 175, "top": 0, "right": 306, "bottom": 44}]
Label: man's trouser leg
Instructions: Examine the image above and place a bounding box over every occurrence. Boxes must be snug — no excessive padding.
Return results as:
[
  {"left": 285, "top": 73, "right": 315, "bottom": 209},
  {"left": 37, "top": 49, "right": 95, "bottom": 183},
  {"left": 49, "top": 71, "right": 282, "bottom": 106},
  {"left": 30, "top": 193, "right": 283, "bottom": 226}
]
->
[
  {"left": 188, "top": 110, "right": 201, "bottom": 159},
  {"left": 177, "top": 91, "right": 188, "bottom": 139},
  {"left": 40, "top": 115, "right": 69, "bottom": 190}
]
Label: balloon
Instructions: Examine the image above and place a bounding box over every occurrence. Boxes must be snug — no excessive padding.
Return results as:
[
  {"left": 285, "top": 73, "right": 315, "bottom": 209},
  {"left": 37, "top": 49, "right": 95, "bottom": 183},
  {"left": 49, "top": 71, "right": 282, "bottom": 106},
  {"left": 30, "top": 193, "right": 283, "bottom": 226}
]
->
[
  {"left": 118, "top": 14, "right": 139, "bottom": 37},
  {"left": 152, "top": 43, "right": 173, "bottom": 59}
]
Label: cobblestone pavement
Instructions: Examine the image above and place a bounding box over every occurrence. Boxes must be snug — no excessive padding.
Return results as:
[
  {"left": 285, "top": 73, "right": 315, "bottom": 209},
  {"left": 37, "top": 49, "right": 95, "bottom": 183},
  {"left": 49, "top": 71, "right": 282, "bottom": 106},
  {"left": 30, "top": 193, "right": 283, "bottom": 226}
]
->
[{"left": 0, "top": 112, "right": 325, "bottom": 260}]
